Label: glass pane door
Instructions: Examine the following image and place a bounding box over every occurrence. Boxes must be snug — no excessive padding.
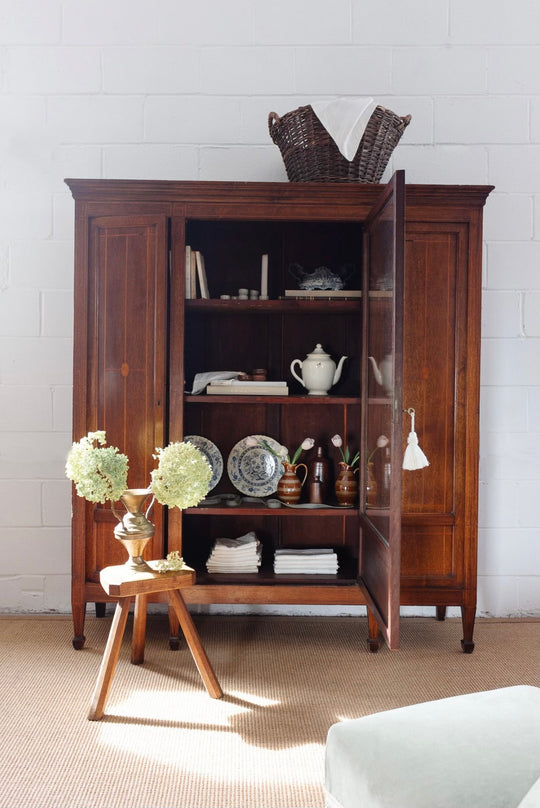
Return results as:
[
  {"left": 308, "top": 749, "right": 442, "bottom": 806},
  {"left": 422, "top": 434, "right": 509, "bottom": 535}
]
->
[{"left": 359, "top": 171, "right": 405, "bottom": 649}]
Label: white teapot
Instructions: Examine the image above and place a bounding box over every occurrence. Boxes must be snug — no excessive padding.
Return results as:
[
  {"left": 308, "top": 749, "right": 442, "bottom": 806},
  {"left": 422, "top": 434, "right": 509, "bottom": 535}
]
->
[
  {"left": 290, "top": 344, "right": 347, "bottom": 396},
  {"left": 368, "top": 354, "right": 393, "bottom": 396}
]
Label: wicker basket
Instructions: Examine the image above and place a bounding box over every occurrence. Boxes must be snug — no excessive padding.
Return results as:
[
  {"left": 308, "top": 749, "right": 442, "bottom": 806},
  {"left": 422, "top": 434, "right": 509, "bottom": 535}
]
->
[{"left": 268, "top": 104, "right": 411, "bottom": 183}]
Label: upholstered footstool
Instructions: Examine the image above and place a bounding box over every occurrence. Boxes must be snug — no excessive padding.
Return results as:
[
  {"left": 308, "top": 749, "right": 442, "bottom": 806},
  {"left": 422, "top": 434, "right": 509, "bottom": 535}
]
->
[{"left": 325, "top": 686, "right": 540, "bottom": 808}]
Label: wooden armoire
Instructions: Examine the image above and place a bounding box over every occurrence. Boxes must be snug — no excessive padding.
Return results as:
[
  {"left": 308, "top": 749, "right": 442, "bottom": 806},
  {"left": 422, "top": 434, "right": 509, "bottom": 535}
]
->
[{"left": 66, "top": 173, "right": 492, "bottom": 653}]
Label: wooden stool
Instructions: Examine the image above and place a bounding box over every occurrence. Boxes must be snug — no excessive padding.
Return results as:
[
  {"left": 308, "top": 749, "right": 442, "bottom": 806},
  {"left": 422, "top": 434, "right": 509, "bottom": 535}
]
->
[{"left": 88, "top": 562, "right": 222, "bottom": 721}]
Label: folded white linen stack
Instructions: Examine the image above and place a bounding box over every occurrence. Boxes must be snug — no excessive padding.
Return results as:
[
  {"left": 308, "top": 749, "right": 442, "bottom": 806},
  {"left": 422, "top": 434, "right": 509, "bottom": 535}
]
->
[
  {"left": 274, "top": 548, "right": 339, "bottom": 575},
  {"left": 206, "top": 531, "right": 262, "bottom": 573}
]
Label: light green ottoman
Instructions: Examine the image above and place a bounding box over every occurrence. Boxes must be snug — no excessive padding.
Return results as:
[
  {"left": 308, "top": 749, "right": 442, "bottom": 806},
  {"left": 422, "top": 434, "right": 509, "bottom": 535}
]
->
[{"left": 325, "top": 686, "right": 540, "bottom": 808}]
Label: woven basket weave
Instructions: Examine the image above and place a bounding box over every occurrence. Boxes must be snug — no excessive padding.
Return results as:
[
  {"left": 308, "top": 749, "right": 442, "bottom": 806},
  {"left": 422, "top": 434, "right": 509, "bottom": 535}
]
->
[{"left": 268, "top": 104, "right": 411, "bottom": 183}]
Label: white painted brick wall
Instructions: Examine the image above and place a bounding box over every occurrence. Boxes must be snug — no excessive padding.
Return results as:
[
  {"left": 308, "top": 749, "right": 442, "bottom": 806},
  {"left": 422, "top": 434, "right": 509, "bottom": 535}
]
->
[
  {"left": 488, "top": 47, "right": 540, "bottom": 95},
  {"left": 484, "top": 195, "right": 533, "bottom": 241},
  {"left": 393, "top": 47, "right": 488, "bottom": 95},
  {"left": 6, "top": 48, "right": 102, "bottom": 94},
  {"left": 524, "top": 293, "right": 540, "bottom": 337},
  {"left": 449, "top": 0, "right": 540, "bottom": 44},
  {"left": 353, "top": 0, "right": 449, "bottom": 45},
  {"left": 2, "top": 0, "right": 62, "bottom": 44},
  {"left": 295, "top": 48, "right": 392, "bottom": 95},
  {"left": 145, "top": 97, "right": 243, "bottom": 144},
  {"left": 103, "top": 144, "right": 199, "bottom": 181},
  {"left": 104, "top": 47, "right": 202, "bottom": 94},
  {"left": 435, "top": 97, "right": 529, "bottom": 143},
  {"left": 0, "top": 0, "right": 538, "bottom": 618},
  {"left": 47, "top": 97, "right": 145, "bottom": 143},
  {"left": 0, "top": 387, "right": 53, "bottom": 431}
]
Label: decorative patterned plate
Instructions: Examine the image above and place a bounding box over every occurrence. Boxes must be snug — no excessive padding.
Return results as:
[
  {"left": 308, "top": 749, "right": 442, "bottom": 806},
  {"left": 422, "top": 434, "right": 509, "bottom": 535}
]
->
[
  {"left": 183, "top": 435, "right": 223, "bottom": 492},
  {"left": 227, "top": 435, "right": 284, "bottom": 497}
]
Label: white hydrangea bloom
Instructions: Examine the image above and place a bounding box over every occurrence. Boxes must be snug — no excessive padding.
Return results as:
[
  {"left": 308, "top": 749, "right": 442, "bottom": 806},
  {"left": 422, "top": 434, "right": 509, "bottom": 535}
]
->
[{"left": 65, "top": 431, "right": 128, "bottom": 504}]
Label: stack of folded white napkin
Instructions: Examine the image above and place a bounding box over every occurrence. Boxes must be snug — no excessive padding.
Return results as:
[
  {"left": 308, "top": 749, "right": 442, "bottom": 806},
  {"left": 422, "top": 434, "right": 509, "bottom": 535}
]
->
[
  {"left": 273, "top": 548, "right": 339, "bottom": 574},
  {"left": 206, "top": 531, "right": 262, "bottom": 573}
]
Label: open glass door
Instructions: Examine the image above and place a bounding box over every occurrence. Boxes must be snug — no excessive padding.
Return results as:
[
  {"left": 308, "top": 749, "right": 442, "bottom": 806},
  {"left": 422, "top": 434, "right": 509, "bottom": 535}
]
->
[{"left": 360, "top": 170, "right": 405, "bottom": 650}]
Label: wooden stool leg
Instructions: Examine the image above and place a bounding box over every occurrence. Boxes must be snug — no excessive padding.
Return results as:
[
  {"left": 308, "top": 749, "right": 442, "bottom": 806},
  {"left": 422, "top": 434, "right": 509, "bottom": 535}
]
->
[
  {"left": 168, "top": 603, "right": 181, "bottom": 650},
  {"left": 168, "top": 589, "right": 223, "bottom": 699},
  {"left": 88, "top": 597, "right": 131, "bottom": 721},
  {"left": 131, "top": 593, "right": 148, "bottom": 665}
]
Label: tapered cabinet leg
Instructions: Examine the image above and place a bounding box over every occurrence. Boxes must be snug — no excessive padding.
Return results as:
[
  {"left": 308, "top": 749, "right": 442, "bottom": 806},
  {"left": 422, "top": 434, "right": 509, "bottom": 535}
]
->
[
  {"left": 436, "top": 605, "right": 447, "bottom": 621},
  {"left": 131, "top": 594, "right": 147, "bottom": 665},
  {"left": 460, "top": 605, "right": 476, "bottom": 654},
  {"left": 88, "top": 597, "right": 131, "bottom": 720},
  {"left": 367, "top": 609, "right": 380, "bottom": 653},
  {"left": 72, "top": 601, "right": 86, "bottom": 650},
  {"left": 168, "top": 589, "right": 223, "bottom": 699}
]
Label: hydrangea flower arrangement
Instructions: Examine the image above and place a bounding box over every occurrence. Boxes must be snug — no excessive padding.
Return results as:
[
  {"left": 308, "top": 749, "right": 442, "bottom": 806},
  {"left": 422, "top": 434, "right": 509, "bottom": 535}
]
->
[
  {"left": 66, "top": 431, "right": 211, "bottom": 509},
  {"left": 65, "top": 431, "right": 129, "bottom": 504},
  {"left": 150, "top": 441, "right": 212, "bottom": 509}
]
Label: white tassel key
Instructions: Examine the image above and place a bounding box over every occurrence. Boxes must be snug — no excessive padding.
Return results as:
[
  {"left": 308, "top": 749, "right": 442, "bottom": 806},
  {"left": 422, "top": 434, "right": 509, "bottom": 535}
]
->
[{"left": 403, "top": 407, "right": 429, "bottom": 470}]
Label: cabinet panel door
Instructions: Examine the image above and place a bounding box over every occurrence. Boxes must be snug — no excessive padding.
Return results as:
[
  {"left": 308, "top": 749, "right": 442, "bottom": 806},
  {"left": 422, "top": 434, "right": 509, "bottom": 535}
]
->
[
  {"left": 401, "top": 223, "right": 470, "bottom": 588},
  {"left": 82, "top": 215, "right": 168, "bottom": 576},
  {"left": 359, "top": 171, "right": 405, "bottom": 649}
]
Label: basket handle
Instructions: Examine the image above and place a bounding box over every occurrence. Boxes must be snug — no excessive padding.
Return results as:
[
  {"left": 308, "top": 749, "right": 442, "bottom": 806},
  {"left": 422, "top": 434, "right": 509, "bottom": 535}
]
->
[{"left": 268, "top": 111, "right": 281, "bottom": 138}]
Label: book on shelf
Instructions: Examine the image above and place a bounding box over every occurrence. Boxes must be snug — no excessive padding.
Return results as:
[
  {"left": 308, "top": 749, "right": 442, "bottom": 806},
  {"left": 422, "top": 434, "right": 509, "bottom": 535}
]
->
[
  {"left": 209, "top": 379, "right": 287, "bottom": 387},
  {"left": 283, "top": 289, "right": 362, "bottom": 299},
  {"left": 195, "top": 250, "right": 210, "bottom": 299},
  {"left": 190, "top": 248, "right": 197, "bottom": 298},
  {"left": 206, "top": 383, "right": 289, "bottom": 396},
  {"left": 185, "top": 245, "right": 197, "bottom": 299}
]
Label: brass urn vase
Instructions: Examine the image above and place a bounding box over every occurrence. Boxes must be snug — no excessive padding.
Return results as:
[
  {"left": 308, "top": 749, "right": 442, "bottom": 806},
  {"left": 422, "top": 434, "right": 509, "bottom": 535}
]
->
[{"left": 112, "top": 488, "right": 155, "bottom": 571}]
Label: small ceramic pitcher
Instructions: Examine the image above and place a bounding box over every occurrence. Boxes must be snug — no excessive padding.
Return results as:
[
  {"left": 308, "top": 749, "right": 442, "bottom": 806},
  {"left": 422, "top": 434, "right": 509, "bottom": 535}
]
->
[
  {"left": 334, "top": 463, "right": 358, "bottom": 507},
  {"left": 277, "top": 462, "right": 308, "bottom": 505}
]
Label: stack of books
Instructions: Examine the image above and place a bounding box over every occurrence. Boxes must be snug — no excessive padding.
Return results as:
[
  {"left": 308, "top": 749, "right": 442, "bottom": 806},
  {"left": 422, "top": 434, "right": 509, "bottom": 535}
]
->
[
  {"left": 185, "top": 246, "right": 209, "bottom": 299},
  {"left": 206, "top": 532, "right": 262, "bottom": 573},
  {"left": 206, "top": 379, "right": 289, "bottom": 396},
  {"left": 273, "top": 548, "right": 339, "bottom": 574},
  {"left": 282, "top": 289, "right": 362, "bottom": 299}
]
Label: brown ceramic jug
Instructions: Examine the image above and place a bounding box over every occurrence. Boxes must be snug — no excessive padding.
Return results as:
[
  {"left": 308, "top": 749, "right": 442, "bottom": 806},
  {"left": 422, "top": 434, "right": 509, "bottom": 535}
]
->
[{"left": 277, "top": 462, "right": 308, "bottom": 505}]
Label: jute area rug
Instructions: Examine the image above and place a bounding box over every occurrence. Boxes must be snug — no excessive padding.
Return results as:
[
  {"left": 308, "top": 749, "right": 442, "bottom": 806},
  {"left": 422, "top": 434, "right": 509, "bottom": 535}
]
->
[{"left": 0, "top": 614, "right": 538, "bottom": 808}]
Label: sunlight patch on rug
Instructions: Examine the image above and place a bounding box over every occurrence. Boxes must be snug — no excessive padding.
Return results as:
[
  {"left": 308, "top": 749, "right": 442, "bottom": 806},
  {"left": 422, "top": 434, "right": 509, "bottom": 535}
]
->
[{"left": 98, "top": 688, "right": 325, "bottom": 785}]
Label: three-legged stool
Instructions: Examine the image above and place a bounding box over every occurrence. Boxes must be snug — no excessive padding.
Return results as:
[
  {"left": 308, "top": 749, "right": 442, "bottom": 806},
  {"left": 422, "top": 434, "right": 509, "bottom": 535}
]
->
[{"left": 88, "top": 562, "right": 222, "bottom": 720}]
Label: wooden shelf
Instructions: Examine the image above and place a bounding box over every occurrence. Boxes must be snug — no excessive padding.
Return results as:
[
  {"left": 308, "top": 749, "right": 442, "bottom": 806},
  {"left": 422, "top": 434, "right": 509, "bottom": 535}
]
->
[
  {"left": 185, "top": 394, "right": 361, "bottom": 405},
  {"left": 368, "top": 290, "right": 392, "bottom": 298},
  {"left": 185, "top": 503, "right": 359, "bottom": 516},
  {"left": 367, "top": 396, "right": 393, "bottom": 405},
  {"left": 185, "top": 298, "right": 362, "bottom": 313},
  {"left": 194, "top": 559, "right": 358, "bottom": 586}
]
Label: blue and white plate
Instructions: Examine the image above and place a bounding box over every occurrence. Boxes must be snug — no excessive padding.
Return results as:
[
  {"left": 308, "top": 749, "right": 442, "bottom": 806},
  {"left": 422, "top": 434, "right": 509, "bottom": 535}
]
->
[
  {"left": 183, "top": 435, "right": 223, "bottom": 492},
  {"left": 227, "top": 435, "right": 284, "bottom": 497}
]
